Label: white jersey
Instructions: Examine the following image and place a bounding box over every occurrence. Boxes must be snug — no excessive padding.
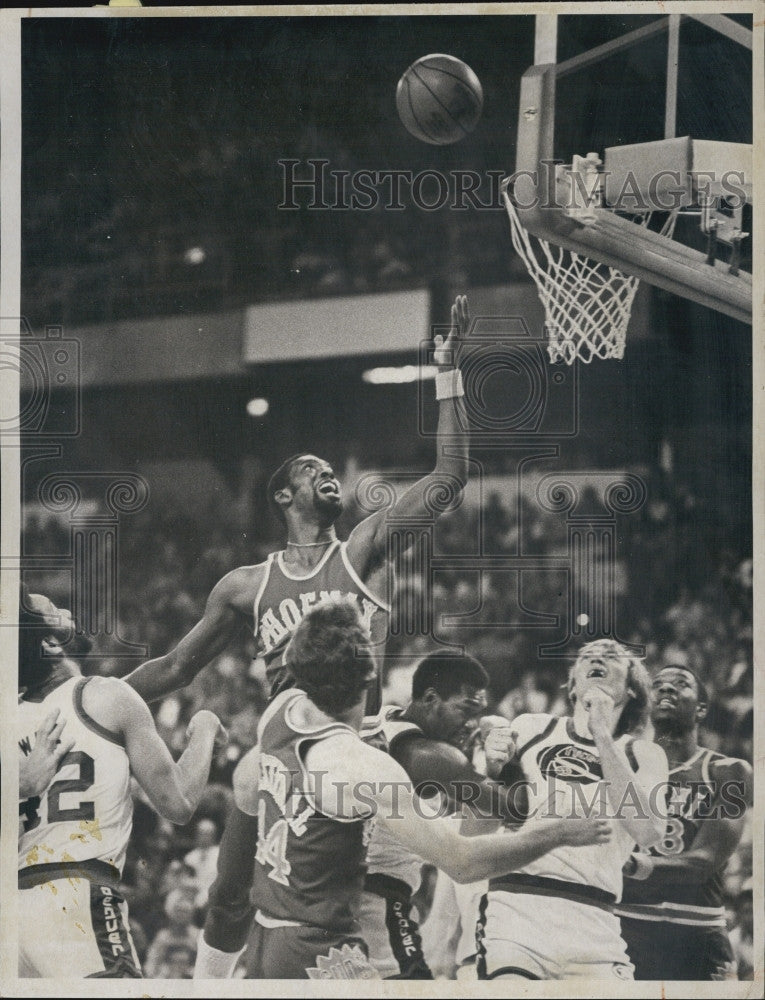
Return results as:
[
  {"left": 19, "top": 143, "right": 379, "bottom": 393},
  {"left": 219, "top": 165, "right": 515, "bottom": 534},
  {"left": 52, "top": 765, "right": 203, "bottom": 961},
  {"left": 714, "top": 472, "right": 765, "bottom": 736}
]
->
[
  {"left": 18, "top": 676, "right": 133, "bottom": 881},
  {"left": 360, "top": 707, "right": 426, "bottom": 892},
  {"left": 500, "top": 713, "right": 643, "bottom": 900}
]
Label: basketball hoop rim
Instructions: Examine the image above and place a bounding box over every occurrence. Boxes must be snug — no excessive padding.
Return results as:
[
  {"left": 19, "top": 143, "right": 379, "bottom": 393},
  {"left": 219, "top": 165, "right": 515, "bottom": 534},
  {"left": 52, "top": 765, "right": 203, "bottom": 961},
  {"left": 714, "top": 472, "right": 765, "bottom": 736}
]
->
[{"left": 501, "top": 175, "right": 752, "bottom": 325}]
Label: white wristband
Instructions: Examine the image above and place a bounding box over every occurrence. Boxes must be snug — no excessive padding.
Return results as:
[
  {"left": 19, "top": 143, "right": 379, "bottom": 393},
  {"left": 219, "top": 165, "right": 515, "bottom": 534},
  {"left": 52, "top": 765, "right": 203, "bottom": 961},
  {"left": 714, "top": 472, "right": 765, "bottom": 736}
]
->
[
  {"left": 627, "top": 852, "right": 655, "bottom": 880},
  {"left": 435, "top": 368, "right": 465, "bottom": 401}
]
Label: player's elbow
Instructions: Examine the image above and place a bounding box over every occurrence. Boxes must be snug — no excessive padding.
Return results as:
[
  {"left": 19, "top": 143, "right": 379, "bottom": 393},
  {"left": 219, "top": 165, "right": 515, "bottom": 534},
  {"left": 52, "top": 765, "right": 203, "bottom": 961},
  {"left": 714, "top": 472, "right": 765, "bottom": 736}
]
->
[
  {"left": 440, "top": 841, "right": 483, "bottom": 884},
  {"left": 161, "top": 794, "right": 195, "bottom": 826}
]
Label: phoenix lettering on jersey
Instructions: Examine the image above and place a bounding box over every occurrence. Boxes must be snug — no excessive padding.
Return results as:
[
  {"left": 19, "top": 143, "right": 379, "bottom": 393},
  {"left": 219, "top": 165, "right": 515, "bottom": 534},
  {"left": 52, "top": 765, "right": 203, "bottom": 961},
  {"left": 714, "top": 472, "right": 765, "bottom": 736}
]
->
[
  {"left": 259, "top": 591, "right": 378, "bottom": 654},
  {"left": 668, "top": 783, "right": 711, "bottom": 817}
]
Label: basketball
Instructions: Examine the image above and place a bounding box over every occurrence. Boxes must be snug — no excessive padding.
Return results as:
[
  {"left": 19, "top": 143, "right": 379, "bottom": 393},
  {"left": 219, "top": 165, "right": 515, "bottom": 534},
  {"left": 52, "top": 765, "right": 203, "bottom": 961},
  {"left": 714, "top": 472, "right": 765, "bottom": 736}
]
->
[{"left": 396, "top": 54, "right": 483, "bottom": 146}]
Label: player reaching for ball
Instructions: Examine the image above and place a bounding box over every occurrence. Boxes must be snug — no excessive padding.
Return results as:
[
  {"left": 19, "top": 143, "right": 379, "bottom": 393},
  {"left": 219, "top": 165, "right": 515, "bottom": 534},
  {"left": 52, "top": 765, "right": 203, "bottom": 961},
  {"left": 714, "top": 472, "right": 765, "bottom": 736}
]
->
[
  {"left": 476, "top": 639, "right": 668, "bottom": 981},
  {"left": 615, "top": 665, "right": 753, "bottom": 980},
  {"left": 123, "top": 295, "right": 473, "bottom": 975},
  {"left": 232, "top": 601, "right": 613, "bottom": 979}
]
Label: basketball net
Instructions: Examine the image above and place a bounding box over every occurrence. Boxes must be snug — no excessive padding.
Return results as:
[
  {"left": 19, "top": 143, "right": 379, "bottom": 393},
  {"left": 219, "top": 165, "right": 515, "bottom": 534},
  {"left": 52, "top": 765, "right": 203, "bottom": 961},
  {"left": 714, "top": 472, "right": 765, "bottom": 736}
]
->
[{"left": 502, "top": 169, "right": 678, "bottom": 364}]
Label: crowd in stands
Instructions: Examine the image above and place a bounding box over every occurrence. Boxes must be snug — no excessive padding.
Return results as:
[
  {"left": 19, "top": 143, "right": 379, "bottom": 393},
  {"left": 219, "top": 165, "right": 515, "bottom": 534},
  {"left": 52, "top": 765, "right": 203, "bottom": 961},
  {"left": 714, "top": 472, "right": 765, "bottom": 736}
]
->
[{"left": 20, "top": 468, "right": 754, "bottom": 979}]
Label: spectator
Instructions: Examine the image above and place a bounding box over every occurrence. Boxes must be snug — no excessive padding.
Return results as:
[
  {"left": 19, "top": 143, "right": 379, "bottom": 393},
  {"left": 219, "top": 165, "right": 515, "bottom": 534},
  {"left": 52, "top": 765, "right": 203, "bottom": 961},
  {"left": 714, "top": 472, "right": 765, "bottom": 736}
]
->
[
  {"left": 143, "top": 890, "right": 200, "bottom": 979},
  {"left": 184, "top": 818, "right": 220, "bottom": 910}
]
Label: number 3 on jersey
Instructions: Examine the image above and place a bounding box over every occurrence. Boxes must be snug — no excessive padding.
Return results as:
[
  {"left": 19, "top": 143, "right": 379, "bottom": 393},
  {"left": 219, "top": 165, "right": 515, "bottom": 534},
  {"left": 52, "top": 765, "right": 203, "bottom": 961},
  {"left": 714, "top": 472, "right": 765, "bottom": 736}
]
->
[
  {"left": 255, "top": 799, "right": 291, "bottom": 886},
  {"left": 638, "top": 815, "right": 685, "bottom": 858},
  {"left": 657, "top": 816, "right": 685, "bottom": 855}
]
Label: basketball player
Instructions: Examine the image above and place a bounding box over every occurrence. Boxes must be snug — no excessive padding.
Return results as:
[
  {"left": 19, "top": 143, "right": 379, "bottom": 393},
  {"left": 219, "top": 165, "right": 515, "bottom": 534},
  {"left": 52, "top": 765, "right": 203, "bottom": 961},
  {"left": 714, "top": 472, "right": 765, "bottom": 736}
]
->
[
  {"left": 358, "top": 650, "right": 528, "bottom": 979},
  {"left": 125, "top": 295, "right": 473, "bottom": 974},
  {"left": 233, "top": 600, "right": 613, "bottom": 980},
  {"left": 616, "top": 664, "right": 753, "bottom": 980},
  {"left": 17, "top": 594, "right": 227, "bottom": 978},
  {"left": 19, "top": 591, "right": 75, "bottom": 798},
  {"left": 476, "top": 639, "right": 669, "bottom": 981}
]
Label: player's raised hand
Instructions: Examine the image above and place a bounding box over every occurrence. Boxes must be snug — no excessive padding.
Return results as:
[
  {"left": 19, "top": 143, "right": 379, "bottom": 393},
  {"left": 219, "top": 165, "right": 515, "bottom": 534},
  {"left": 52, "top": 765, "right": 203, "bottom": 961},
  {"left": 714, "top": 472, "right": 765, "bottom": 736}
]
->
[
  {"left": 187, "top": 709, "right": 229, "bottom": 749},
  {"left": 26, "top": 591, "right": 75, "bottom": 640},
  {"left": 20, "top": 708, "right": 75, "bottom": 799},
  {"left": 556, "top": 814, "right": 613, "bottom": 847},
  {"left": 433, "top": 294, "right": 469, "bottom": 370},
  {"left": 582, "top": 686, "right": 615, "bottom": 736}
]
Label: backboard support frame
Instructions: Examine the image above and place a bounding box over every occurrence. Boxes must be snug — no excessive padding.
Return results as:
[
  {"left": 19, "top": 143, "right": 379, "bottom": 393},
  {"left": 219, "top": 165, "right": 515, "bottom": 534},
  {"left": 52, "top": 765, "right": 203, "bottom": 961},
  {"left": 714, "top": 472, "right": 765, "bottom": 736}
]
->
[{"left": 510, "top": 14, "right": 753, "bottom": 325}]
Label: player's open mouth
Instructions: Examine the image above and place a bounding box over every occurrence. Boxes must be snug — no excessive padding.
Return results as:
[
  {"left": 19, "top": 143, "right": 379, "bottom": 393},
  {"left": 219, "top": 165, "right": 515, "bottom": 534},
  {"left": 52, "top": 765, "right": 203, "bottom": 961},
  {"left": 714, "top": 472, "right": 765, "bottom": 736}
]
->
[
  {"left": 657, "top": 697, "right": 676, "bottom": 708},
  {"left": 318, "top": 482, "right": 340, "bottom": 498},
  {"left": 586, "top": 666, "right": 607, "bottom": 678}
]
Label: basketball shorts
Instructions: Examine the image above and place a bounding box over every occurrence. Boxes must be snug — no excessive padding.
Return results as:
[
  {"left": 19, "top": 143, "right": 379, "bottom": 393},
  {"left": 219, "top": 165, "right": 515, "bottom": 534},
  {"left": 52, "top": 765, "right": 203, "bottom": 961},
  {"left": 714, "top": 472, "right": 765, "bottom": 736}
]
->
[
  {"left": 453, "top": 877, "right": 488, "bottom": 967},
  {"left": 620, "top": 916, "right": 737, "bottom": 981},
  {"left": 19, "top": 862, "right": 141, "bottom": 978},
  {"left": 244, "top": 911, "right": 380, "bottom": 980},
  {"left": 358, "top": 873, "right": 432, "bottom": 979},
  {"left": 477, "top": 881, "right": 634, "bottom": 981}
]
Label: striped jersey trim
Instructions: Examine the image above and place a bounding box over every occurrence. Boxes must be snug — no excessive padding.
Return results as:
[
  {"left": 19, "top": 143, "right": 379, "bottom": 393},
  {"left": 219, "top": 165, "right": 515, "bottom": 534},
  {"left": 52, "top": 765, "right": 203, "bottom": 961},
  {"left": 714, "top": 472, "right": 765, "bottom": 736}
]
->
[
  {"left": 252, "top": 552, "right": 275, "bottom": 637},
  {"left": 489, "top": 872, "right": 616, "bottom": 912},
  {"left": 615, "top": 901, "right": 727, "bottom": 927},
  {"left": 19, "top": 858, "right": 122, "bottom": 890},
  {"left": 668, "top": 746, "right": 705, "bottom": 776},
  {"left": 276, "top": 540, "right": 340, "bottom": 581},
  {"left": 339, "top": 541, "right": 391, "bottom": 614},
  {"left": 255, "top": 908, "right": 302, "bottom": 929},
  {"left": 624, "top": 738, "right": 639, "bottom": 772},
  {"left": 516, "top": 716, "right": 557, "bottom": 762},
  {"left": 74, "top": 678, "right": 125, "bottom": 749},
  {"left": 364, "top": 871, "right": 413, "bottom": 901}
]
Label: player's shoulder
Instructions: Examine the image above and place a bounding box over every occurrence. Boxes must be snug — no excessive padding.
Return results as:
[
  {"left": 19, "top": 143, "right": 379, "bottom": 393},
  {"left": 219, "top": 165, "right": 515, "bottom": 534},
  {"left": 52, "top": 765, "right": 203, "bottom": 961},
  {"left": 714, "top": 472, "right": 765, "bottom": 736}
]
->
[
  {"left": 77, "top": 675, "right": 138, "bottom": 743},
  {"left": 81, "top": 673, "right": 132, "bottom": 704},
  {"left": 308, "top": 727, "right": 402, "bottom": 797},
  {"left": 305, "top": 726, "right": 366, "bottom": 764},
  {"left": 216, "top": 560, "right": 270, "bottom": 593},
  {"left": 707, "top": 750, "right": 753, "bottom": 784},
  {"left": 208, "top": 561, "right": 271, "bottom": 614},
  {"left": 626, "top": 734, "right": 668, "bottom": 770},
  {"left": 513, "top": 712, "right": 557, "bottom": 746}
]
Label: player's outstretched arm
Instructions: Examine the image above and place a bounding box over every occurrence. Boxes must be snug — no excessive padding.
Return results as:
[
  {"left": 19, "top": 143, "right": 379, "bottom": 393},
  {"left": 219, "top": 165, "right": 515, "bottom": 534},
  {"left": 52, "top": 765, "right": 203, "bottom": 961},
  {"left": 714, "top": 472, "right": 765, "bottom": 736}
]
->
[
  {"left": 346, "top": 295, "right": 471, "bottom": 573},
  {"left": 19, "top": 709, "right": 75, "bottom": 799},
  {"left": 625, "top": 758, "right": 753, "bottom": 887},
  {"left": 310, "top": 735, "right": 611, "bottom": 885},
  {"left": 380, "top": 782, "right": 611, "bottom": 884},
  {"left": 231, "top": 743, "right": 261, "bottom": 816},
  {"left": 85, "top": 676, "right": 227, "bottom": 824},
  {"left": 395, "top": 727, "right": 527, "bottom": 829},
  {"left": 123, "top": 566, "right": 258, "bottom": 703}
]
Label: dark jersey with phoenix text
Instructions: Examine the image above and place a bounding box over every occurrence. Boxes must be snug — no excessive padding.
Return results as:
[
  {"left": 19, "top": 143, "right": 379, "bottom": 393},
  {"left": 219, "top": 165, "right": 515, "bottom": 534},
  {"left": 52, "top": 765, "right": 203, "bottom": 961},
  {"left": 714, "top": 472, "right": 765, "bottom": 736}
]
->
[
  {"left": 251, "top": 689, "right": 374, "bottom": 934},
  {"left": 253, "top": 540, "right": 389, "bottom": 713}
]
